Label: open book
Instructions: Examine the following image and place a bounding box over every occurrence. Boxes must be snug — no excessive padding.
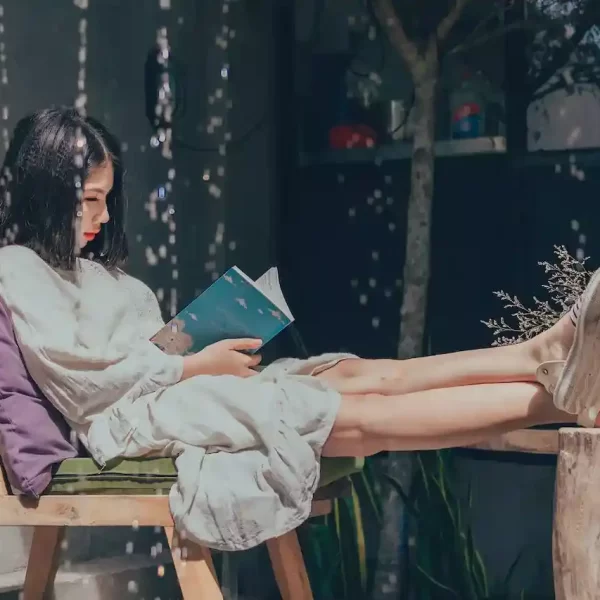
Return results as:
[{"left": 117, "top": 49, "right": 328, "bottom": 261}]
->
[{"left": 151, "top": 266, "right": 294, "bottom": 355}]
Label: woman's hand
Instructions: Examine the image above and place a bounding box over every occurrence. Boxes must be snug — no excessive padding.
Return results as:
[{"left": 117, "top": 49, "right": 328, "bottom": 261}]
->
[{"left": 181, "top": 338, "right": 262, "bottom": 380}]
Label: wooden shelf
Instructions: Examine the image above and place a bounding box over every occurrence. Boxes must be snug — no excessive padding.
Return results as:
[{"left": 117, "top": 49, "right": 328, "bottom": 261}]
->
[
  {"left": 464, "top": 429, "right": 559, "bottom": 455},
  {"left": 299, "top": 136, "right": 507, "bottom": 167}
]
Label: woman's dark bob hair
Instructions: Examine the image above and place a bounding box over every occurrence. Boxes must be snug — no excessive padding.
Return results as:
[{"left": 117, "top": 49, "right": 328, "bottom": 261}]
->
[{"left": 0, "top": 106, "right": 128, "bottom": 270}]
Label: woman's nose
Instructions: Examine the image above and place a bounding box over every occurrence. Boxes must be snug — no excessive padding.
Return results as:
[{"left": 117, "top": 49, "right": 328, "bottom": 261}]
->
[{"left": 99, "top": 206, "right": 110, "bottom": 224}]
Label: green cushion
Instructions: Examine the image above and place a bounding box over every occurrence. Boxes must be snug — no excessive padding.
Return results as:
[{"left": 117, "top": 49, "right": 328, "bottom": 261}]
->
[{"left": 46, "top": 456, "right": 364, "bottom": 496}]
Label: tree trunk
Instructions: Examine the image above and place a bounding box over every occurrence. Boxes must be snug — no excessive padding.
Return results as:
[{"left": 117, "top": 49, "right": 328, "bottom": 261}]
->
[
  {"left": 397, "top": 71, "right": 438, "bottom": 360},
  {"left": 372, "top": 62, "right": 438, "bottom": 600}
]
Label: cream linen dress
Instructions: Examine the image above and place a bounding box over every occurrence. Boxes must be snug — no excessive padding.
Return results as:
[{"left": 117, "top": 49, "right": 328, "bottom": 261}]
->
[{"left": 0, "top": 245, "right": 353, "bottom": 550}]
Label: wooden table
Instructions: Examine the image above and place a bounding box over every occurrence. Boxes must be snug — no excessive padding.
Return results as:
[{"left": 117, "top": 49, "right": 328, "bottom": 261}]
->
[{"left": 467, "top": 428, "right": 600, "bottom": 600}]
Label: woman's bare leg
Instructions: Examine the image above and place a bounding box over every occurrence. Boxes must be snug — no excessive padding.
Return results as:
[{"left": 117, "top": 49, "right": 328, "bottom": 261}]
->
[
  {"left": 322, "top": 382, "right": 573, "bottom": 457},
  {"left": 318, "top": 312, "right": 575, "bottom": 396}
]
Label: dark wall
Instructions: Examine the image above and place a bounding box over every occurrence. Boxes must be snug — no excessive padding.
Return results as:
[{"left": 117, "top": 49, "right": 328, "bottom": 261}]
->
[
  {"left": 280, "top": 160, "right": 408, "bottom": 358},
  {"left": 283, "top": 154, "right": 600, "bottom": 356},
  {"left": 1, "top": 0, "right": 281, "bottom": 311},
  {"left": 281, "top": 153, "right": 600, "bottom": 597},
  {"left": 281, "top": 155, "right": 526, "bottom": 358}
]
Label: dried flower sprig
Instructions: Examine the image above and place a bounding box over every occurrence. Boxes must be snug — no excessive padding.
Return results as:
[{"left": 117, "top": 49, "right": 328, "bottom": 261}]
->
[{"left": 482, "top": 245, "right": 592, "bottom": 346}]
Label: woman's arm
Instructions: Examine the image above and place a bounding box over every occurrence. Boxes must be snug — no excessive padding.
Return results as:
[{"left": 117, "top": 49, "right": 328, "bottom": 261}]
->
[
  {"left": 180, "top": 338, "right": 262, "bottom": 381},
  {"left": 0, "top": 246, "right": 184, "bottom": 424}
]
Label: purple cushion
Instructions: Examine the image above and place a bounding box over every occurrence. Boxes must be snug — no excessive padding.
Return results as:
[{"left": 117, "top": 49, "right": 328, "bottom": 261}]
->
[{"left": 0, "top": 297, "right": 77, "bottom": 496}]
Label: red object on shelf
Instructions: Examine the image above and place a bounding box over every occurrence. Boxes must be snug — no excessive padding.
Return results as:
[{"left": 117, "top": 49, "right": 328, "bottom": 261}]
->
[{"left": 328, "top": 124, "right": 378, "bottom": 150}]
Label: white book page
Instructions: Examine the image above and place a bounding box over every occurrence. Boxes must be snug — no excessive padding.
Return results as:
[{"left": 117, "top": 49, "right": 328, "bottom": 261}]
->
[
  {"left": 254, "top": 267, "right": 294, "bottom": 320},
  {"left": 231, "top": 266, "right": 294, "bottom": 321}
]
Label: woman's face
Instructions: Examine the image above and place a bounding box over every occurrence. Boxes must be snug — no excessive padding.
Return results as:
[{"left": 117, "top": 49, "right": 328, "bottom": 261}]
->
[{"left": 79, "top": 160, "right": 113, "bottom": 249}]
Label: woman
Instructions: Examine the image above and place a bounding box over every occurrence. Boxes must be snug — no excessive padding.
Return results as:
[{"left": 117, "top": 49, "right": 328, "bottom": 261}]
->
[{"left": 0, "top": 107, "right": 594, "bottom": 551}]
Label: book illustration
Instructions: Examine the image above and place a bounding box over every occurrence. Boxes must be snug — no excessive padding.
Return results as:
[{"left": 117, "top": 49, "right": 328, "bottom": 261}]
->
[
  {"left": 270, "top": 309, "right": 285, "bottom": 323},
  {"left": 152, "top": 318, "right": 194, "bottom": 355},
  {"left": 152, "top": 266, "right": 294, "bottom": 356}
]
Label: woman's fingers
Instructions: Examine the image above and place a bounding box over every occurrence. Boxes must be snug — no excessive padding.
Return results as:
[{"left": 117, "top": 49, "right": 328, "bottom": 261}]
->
[
  {"left": 237, "top": 353, "right": 261, "bottom": 377},
  {"left": 246, "top": 353, "right": 262, "bottom": 367},
  {"left": 239, "top": 367, "right": 258, "bottom": 378},
  {"left": 227, "top": 338, "right": 263, "bottom": 351}
]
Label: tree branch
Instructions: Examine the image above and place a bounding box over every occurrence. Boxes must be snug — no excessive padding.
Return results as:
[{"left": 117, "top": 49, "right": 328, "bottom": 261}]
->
[
  {"left": 371, "top": 0, "right": 420, "bottom": 75},
  {"left": 528, "top": 0, "right": 600, "bottom": 97},
  {"left": 448, "top": 19, "right": 539, "bottom": 56},
  {"left": 437, "top": 0, "right": 473, "bottom": 43},
  {"left": 445, "top": 1, "right": 508, "bottom": 55}
]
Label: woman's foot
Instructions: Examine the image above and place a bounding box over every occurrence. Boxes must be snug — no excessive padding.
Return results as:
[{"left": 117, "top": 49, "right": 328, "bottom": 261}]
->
[
  {"left": 532, "top": 310, "right": 576, "bottom": 393},
  {"left": 530, "top": 311, "right": 575, "bottom": 370},
  {"left": 537, "top": 268, "right": 600, "bottom": 426}
]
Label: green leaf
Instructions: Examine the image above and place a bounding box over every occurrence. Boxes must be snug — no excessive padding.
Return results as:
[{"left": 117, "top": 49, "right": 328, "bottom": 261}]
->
[
  {"left": 417, "top": 453, "right": 430, "bottom": 498},
  {"left": 382, "top": 473, "right": 420, "bottom": 518},
  {"left": 337, "top": 496, "right": 365, "bottom": 599},
  {"left": 409, "top": 450, "right": 493, "bottom": 600},
  {"left": 333, "top": 499, "right": 347, "bottom": 599},
  {"left": 350, "top": 481, "right": 368, "bottom": 592},
  {"left": 502, "top": 548, "right": 525, "bottom": 591},
  {"left": 466, "top": 528, "right": 489, "bottom": 597},
  {"left": 357, "top": 469, "right": 382, "bottom": 524},
  {"left": 416, "top": 564, "right": 460, "bottom": 597}
]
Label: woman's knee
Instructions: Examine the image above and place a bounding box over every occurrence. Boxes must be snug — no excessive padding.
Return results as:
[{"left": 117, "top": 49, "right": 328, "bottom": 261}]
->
[
  {"left": 322, "top": 394, "right": 379, "bottom": 457},
  {"left": 315, "top": 358, "right": 380, "bottom": 389},
  {"left": 317, "top": 358, "right": 363, "bottom": 379}
]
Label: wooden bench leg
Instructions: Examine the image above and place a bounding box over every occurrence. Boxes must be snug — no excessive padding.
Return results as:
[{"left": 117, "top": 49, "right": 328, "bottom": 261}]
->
[
  {"left": 22, "top": 526, "right": 65, "bottom": 600},
  {"left": 553, "top": 428, "right": 600, "bottom": 600},
  {"left": 266, "top": 530, "right": 314, "bottom": 600},
  {"left": 165, "top": 526, "right": 223, "bottom": 600}
]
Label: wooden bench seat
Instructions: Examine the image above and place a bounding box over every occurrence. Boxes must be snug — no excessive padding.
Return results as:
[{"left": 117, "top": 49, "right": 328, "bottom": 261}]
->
[{"left": 0, "top": 455, "right": 363, "bottom": 600}]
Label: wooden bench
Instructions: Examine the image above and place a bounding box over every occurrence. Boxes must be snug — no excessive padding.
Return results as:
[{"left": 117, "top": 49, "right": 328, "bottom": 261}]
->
[
  {"left": 0, "top": 456, "right": 363, "bottom": 600},
  {"left": 467, "top": 427, "right": 600, "bottom": 600}
]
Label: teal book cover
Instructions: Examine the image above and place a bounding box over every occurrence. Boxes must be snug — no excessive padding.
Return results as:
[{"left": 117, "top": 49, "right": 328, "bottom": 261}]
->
[{"left": 151, "top": 266, "right": 294, "bottom": 355}]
